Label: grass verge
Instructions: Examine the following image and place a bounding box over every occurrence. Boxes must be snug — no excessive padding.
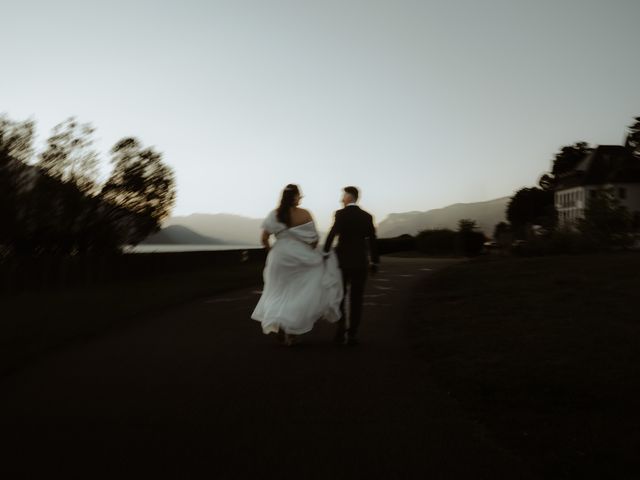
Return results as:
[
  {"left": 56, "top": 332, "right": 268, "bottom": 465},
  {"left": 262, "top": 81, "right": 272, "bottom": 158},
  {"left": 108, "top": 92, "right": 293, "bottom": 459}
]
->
[{"left": 408, "top": 253, "right": 640, "bottom": 479}]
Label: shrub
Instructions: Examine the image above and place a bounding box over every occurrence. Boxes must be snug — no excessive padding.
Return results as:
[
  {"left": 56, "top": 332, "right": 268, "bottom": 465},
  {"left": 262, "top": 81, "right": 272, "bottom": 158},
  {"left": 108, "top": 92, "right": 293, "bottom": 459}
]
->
[
  {"left": 377, "top": 234, "right": 416, "bottom": 255},
  {"left": 577, "top": 188, "right": 635, "bottom": 250},
  {"left": 513, "top": 229, "right": 599, "bottom": 256},
  {"left": 456, "top": 230, "right": 486, "bottom": 256},
  {"left": 415, "top": 229, "right": 456, "bottom": 255}
]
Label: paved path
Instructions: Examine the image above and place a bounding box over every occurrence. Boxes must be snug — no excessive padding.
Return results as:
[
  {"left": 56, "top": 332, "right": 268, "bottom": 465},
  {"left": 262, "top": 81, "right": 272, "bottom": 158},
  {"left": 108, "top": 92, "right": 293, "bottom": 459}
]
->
[{"left": 1, "top": 257, "right": 537, "bottom": 479}]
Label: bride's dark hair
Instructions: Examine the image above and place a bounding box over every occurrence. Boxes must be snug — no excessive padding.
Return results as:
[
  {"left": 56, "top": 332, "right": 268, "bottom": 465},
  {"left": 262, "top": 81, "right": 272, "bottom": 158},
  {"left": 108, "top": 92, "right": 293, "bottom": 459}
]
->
[{"left": 276, "top": 184, "right": 300, "bottom": 226}]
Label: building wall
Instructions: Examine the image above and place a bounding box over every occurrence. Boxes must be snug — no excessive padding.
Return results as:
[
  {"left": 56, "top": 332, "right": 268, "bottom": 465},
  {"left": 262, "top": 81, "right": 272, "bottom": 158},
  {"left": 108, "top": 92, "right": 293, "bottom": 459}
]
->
[
  {"left": 555, "top": 186, "right": 586, "bottom": 228},
  {"left": 556, "top": 183, "right": 640, "bottom": 228},
  {"left": 615, "top": 183, "right": 640, "bottom": 213}
]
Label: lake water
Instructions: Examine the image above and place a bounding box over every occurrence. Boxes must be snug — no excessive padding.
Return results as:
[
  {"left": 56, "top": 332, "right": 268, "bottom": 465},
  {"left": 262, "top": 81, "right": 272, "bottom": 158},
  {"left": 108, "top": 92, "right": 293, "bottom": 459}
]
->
[{"left": 125, "top": 244, "right": 261, "bottom": 253}]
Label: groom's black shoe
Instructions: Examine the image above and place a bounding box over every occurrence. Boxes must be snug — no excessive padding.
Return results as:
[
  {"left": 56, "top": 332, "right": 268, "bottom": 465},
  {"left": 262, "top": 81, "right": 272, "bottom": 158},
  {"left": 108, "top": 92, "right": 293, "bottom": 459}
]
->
[
  {"left": 345, "top": 334, "right": 359, "bottom": 347},
  {"left": 333, "top": 329, "right": 346, "bottom": 345}
]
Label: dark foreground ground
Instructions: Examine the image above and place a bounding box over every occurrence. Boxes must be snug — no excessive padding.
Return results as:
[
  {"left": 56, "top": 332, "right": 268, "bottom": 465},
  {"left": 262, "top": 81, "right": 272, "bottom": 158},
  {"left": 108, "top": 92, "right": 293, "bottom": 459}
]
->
[
  {"left": 0, "top": 257, "right": 538, "bottom": 479},
  {"left": 409, "top": 253, "right": 640, "bottom": 480}
]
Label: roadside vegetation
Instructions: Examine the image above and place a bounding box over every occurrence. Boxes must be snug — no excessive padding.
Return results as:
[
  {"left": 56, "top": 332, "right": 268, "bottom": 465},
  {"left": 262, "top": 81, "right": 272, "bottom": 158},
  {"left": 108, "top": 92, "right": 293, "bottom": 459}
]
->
[{"left": 409, "top": 253, "right": 640, "bottom": 479}]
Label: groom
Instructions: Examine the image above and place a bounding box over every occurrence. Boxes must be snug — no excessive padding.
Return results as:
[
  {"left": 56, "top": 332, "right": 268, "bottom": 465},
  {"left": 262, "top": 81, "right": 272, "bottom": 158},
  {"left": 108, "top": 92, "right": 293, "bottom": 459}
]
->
[{"left": 324, "top": 186, "right": 379, "bottom": 346}]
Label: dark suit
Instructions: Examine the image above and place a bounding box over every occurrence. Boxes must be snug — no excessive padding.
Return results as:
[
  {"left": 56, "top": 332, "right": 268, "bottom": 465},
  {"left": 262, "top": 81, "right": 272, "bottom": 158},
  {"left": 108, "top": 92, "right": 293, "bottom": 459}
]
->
[{"left": 324, "top": 205, "right": 379, "bottom": 340}]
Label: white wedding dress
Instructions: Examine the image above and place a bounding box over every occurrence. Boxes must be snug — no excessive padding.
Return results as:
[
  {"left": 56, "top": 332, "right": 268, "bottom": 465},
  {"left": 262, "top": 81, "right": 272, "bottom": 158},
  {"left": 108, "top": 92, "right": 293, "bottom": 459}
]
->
[{"left": 251, "top": 210, "right": 343, "bottom": 335}]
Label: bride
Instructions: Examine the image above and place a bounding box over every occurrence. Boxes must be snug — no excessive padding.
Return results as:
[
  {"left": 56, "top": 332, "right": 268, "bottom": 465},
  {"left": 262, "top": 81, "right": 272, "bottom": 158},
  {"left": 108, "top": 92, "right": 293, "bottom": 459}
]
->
[{"left": 251, "top": 184, "right": 343, "bottom": 346}]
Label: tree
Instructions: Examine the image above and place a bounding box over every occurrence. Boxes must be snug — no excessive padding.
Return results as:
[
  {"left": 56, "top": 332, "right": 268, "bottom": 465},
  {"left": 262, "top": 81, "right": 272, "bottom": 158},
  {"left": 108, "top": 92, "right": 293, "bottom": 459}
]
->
[
  {"left": 1, "top": 114, "right": 178, "bottom": 255},
  {"left": 538, "top": 173, "right": 555, "bottom": 191},
  {"left": 38, "top": 117, "right": 100, "bottom": 194},
  {"left": 455, "top": 219, "right": 485, "bottom": 256},
  {"left": 577, "top": 187, "right": 634, "bottom": 249},
  {"left": 534, "top": 142, "right": 590, "bottom": 192},
  {"left": 625, "top": 116, "right": 640, "bottom": 157},
  {"left": 506, "top": 187, "right": 557, "bottom": 238},
  {"left": 100, "top": 137, "right": 176, "bottom": 246},
  {"left": 0, "top": 115, "right": 35, "bottom": 251},
  {"left": 492, "top": 221, "right": 513, "bottom": 253},
  {"left": 457, "top": 219, "right": 477, "bottom": 233},
  {"left": 493, "top": 221, "right": 510, "bottom": 239},
  {"left": 0, "top": 114, "right": 34, "bottom": 165},
  {"left": 415, "top": 229, "right": 456, "bottom": 255},
  {"left": 551, "top": 142, "right": 591, "bottom": 177},
  {"left": 22, "top": 118, "right": 103, "bottom": 254}
]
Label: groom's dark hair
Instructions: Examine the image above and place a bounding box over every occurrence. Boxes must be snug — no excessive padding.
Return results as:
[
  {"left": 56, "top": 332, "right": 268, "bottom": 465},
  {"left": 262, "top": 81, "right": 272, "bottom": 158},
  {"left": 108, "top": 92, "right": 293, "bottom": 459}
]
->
[{"left": 344, "top": 186, "right": 359, "bottom": 201}]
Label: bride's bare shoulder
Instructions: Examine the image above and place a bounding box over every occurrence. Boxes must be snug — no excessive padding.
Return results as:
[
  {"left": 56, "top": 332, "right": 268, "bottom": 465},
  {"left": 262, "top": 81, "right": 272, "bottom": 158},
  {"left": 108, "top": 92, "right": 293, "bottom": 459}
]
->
[{"left": 293, "top": 207, "right": 313, "bottom": 221}]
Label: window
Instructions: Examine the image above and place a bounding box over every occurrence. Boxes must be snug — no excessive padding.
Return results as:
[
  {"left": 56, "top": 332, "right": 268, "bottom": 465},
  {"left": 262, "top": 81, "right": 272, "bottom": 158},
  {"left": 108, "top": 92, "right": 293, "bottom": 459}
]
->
[{"left": 619, "top": 187, "right": 627, "bottom": 200}]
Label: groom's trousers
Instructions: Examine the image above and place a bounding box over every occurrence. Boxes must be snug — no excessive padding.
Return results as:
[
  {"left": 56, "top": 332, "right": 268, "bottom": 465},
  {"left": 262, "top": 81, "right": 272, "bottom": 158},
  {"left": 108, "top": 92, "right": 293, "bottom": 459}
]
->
[{"left": 338, "top": 266, "right": 368, "bottom": 337}]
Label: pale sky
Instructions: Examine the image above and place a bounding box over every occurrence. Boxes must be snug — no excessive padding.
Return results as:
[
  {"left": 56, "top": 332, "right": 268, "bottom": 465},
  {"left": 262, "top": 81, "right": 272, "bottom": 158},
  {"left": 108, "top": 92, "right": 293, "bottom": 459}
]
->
[{"left": 2, "top": 0, "right": 639, "bottom": 229}]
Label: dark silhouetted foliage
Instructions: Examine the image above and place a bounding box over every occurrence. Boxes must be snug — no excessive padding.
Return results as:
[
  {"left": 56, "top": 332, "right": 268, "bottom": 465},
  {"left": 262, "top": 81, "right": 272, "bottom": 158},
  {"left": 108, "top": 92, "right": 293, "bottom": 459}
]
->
[
  {"left": 511, "top": 229, "right": 599, "bottom": 256},
  {"left": 576, "top": 187, "right": 635, "bottom": 249},
  {"left": 376, "top": 234, "right": 415, "bottom": 255},
  {"left": 455, "top": 219, "right": 486, "bottom": 256},
  {"left": 457, "top": 219, "right": 477, "bottom": 233},
  {"left": 0, "top": 113, "right": 176, "bottom": 257},
  {"left": 37, "top": 117, "right": 99, "bottom": 193},
  {"left": 551, "top": 141, "right": 591, "bottom": 176},
  {"left": 0, "top": 116, "right": 35, "bottom": 252},
  {"left": 625, "top": 117, "right": 640, "bottom": 157},
  {"left": 535, "top": 142, "right": 591, "bottom": 191},
  {"left": 415, "top": 229, "right": 457, "bottom": 255},
  {"left": 493, "top": 221, "right": 510, "bottom": 240},
  {"left": 537, "top": 173, "right": 555, "bottom": 191},
  {"left": 100, "top": 137, "right": 177, "bottom": 246},
  {"left": 506, "top": 187, "right": 557, "bottom": 239},
  {"left": 415, "top": 221, "right": 486, "bottom": 257}
]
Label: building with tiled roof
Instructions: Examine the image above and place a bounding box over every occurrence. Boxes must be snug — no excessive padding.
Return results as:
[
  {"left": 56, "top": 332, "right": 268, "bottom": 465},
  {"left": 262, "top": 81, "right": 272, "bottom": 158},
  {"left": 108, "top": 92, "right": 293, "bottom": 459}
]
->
[{"left": 554, "top": 145, "right": 640, "bottom": 227}]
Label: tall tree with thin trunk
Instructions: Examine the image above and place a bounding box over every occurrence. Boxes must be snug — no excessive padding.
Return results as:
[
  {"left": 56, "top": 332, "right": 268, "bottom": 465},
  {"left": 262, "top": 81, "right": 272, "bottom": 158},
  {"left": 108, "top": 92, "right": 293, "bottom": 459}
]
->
[
  {"left": 38, "top": 117, "right": 100, "bottom": 194},
  {"left": 0, "top": 115, "right": 35, "bottom": 251},
  {"left": 100, "top": 137, "right": 176, "bottom": 246},
  {"left": 625, "top": 116, "right": 640, "bottom": 157}
]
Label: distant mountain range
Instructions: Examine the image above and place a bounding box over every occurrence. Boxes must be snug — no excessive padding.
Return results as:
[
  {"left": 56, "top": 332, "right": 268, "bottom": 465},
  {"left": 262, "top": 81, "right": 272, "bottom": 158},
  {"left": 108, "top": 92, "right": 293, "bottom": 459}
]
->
[
  {"left": 144, "top": 197, "right": 510, "bottom": 245},
  {"left": 157, "top": 213, "right": 264, "bottom": 246},
  {"left": 141, "top": 225, "right": 225, "bottom": 245},
  {"left": 377, "top": 197, "right": 510, "bottom": 238}
]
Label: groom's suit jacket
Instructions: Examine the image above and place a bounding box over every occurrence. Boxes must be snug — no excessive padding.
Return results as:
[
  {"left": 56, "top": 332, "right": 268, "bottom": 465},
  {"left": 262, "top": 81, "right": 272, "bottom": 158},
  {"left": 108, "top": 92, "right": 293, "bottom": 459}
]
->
[{"left": 324, "top": 205, "right": 379, "bottom": 269}]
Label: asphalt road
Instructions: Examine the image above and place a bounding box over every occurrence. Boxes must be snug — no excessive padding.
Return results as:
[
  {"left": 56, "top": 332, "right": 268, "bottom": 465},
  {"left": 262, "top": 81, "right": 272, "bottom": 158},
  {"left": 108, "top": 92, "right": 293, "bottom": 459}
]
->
[{"left": 1, "top": 257, "right": 538, "bottom": 479}]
